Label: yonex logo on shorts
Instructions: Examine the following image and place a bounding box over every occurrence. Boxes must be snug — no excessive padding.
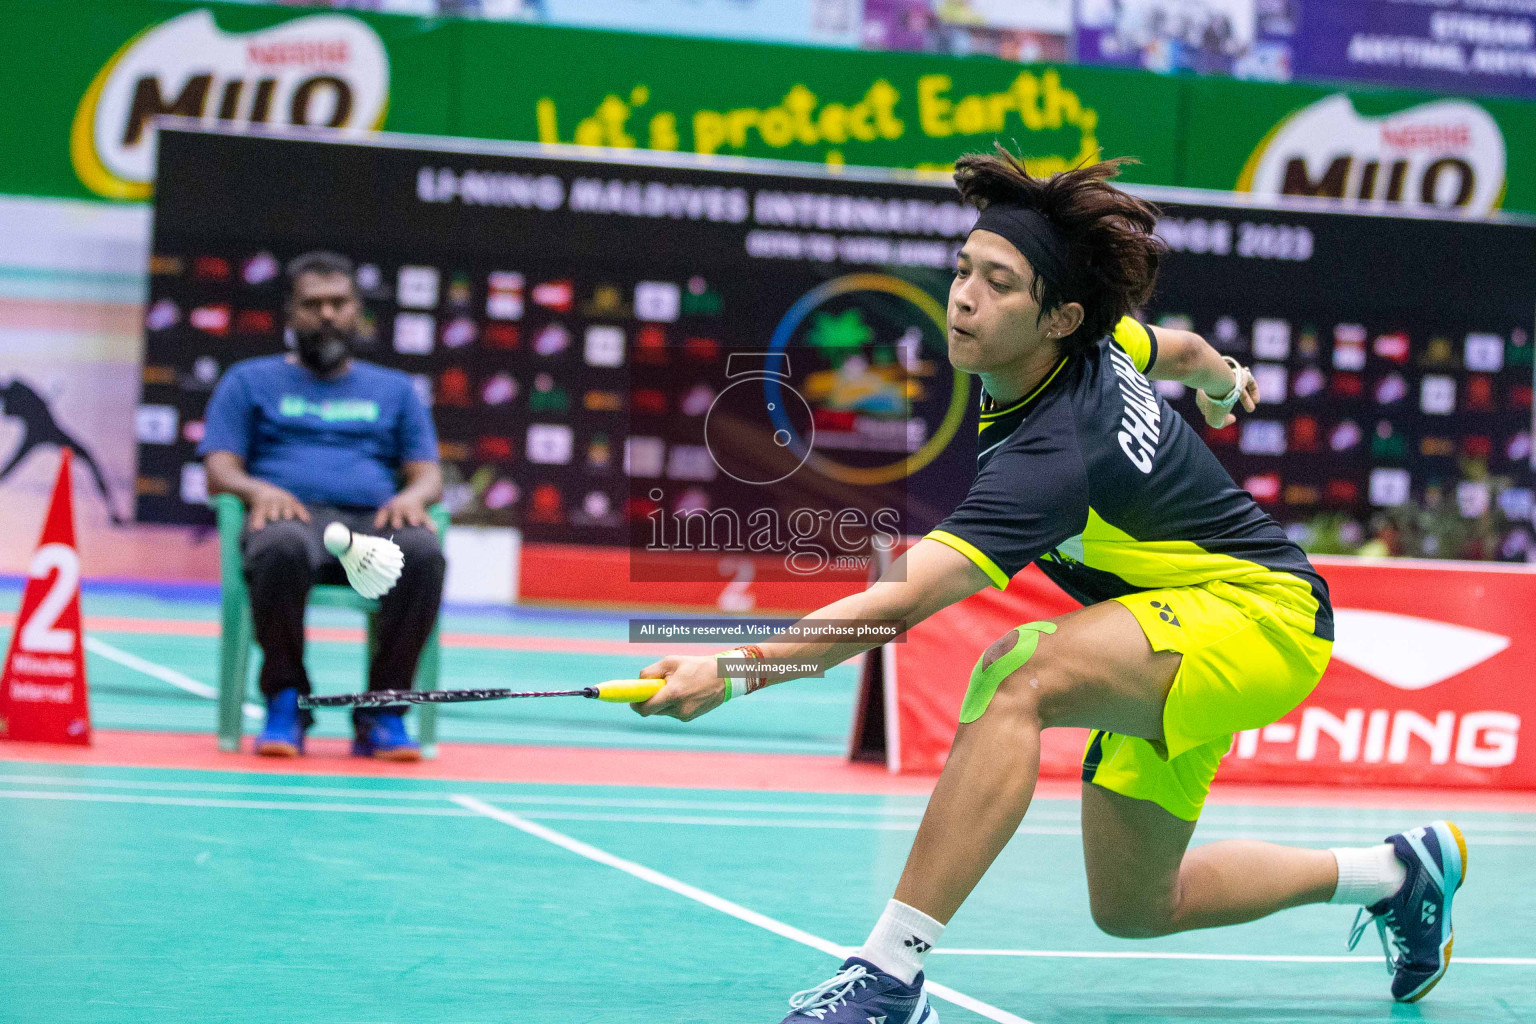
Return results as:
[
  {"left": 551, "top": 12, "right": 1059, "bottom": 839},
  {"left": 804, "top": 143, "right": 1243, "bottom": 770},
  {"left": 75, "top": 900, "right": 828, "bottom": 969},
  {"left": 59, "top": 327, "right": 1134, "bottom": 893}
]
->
[{"left": 1150, "top": 600, "right": 1181, "bottom": 627}]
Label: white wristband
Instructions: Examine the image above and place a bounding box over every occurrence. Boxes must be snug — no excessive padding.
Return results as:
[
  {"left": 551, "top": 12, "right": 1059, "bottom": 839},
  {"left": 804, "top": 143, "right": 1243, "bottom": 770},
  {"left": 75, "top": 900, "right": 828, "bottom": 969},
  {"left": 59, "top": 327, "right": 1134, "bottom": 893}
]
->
[
  {"left": 1207, "top": 356, "right": 1251, "bottom": 412},
  {"left": 717, "top": 647, "right": 757, "bottom": 702}
]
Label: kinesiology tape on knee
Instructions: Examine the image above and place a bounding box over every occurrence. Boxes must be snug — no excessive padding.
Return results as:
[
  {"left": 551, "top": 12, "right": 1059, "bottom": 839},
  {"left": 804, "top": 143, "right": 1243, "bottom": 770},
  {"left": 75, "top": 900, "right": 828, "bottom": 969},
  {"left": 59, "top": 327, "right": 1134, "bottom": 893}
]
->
[{"left": 959, "top": 621, "right": 1057, "bottom": 724}]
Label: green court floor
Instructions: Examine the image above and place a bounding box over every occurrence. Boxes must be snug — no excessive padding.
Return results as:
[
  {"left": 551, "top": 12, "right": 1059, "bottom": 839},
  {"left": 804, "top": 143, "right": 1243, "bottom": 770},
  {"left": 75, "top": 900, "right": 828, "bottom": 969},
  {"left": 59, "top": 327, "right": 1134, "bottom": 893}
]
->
[
  {"left": 1, "top": 764, "right": 1532, "bottom": 1024},
  {"left": 2, "top": 584, "right": 1534, "bottom": 1022}
]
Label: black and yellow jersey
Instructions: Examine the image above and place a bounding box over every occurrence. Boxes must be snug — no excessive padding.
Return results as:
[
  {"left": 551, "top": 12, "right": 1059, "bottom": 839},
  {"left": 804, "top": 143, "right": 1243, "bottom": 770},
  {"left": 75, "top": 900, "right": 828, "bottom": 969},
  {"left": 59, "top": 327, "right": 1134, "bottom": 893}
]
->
[{"left": 927, "top": 317, "right": 1334, "bottom": 640}]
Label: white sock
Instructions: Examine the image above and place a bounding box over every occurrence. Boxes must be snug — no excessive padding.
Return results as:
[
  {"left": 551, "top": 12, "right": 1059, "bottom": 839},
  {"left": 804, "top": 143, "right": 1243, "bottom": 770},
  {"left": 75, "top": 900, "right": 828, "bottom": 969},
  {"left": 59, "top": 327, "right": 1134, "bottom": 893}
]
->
[
  {"left": 856, "top": 899, "right": 946, "bottom": 985},
  {"left": 1329, "top": 843, "right": 1408, "bottom": 905}
]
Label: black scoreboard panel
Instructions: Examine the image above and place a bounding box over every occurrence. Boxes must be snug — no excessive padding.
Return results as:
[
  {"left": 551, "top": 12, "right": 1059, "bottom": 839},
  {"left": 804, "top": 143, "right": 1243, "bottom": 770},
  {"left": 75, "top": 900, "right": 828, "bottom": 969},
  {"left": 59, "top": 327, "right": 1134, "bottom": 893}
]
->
[
  {"left": 1147, "top": 207, "right": 1536, "bottom": 559},
  {"left": 139, "top": 128, "right": 1536, "bottom": 561}
]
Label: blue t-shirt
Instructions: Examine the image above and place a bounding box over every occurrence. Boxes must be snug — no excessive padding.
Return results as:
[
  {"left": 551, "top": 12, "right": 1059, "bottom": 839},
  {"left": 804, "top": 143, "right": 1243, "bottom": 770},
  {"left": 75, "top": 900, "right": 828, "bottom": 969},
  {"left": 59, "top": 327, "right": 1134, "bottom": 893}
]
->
[{"left": 198, "top": 356, "right": 438, "bottom": 509}]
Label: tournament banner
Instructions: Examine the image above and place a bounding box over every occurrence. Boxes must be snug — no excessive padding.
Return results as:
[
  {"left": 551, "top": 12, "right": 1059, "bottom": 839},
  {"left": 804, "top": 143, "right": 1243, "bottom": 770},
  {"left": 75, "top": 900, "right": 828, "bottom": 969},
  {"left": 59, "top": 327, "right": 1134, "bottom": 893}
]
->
[
  {"left": 1290, "top": 0, "right": 1536, "bottom": 103},
  {"left": 142, "top": 128, "right": 1535, "bottom": 553},
  {"left": 1182, "top": 77, "right": 1536, "bottom": 216},
  {"left": 1137, "top": 197, "right": 1536, "bottom": 559},
  {"left": 140, "top": 126, "right": 988, "bottom": 578},
  {"left": 874, "top": 559, "right": 1536, "bottom": 789}
]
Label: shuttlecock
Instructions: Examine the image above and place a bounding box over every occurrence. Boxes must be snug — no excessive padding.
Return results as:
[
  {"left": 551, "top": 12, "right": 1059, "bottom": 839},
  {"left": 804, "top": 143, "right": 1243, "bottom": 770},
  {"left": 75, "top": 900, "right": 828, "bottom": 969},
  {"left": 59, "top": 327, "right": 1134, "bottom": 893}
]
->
[{"left": 323, "top": 523, "right": 404, "bottom": 599}]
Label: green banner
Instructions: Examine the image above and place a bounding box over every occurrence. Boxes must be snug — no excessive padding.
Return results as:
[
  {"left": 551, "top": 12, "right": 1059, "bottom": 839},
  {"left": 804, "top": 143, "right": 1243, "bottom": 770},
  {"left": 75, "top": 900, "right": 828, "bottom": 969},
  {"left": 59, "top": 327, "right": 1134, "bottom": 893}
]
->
[
  {"left": 0, "top": 0, "right": 1176, "bottom": 205},
  {"left": 454, "top": 22, "right": 1178, "bottom": 183},
  {"left": 0, "top": 0, "right": 456, "bottom": 203},
  {"left": 1182, "top": 77, "right": 1536, "bottom": 217}
]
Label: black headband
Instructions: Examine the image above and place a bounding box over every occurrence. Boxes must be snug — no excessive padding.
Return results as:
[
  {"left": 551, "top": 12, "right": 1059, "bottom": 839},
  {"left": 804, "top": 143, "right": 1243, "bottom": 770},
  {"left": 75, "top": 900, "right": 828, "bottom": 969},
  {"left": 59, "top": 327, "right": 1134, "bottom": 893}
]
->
[{"left": 970, "top": 204, "right": 1070, "bottom": 294}]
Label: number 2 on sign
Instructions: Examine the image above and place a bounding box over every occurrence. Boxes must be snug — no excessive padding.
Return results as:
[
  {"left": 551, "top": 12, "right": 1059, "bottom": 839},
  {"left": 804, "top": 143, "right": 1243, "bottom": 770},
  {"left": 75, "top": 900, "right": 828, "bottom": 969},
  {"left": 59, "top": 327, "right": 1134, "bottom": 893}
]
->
[
  {"left": 19, "top": 543, "right": 80, "bottom": 654},
  {"left": 717, "top": 557, "right": 755, "bottom": 613}
]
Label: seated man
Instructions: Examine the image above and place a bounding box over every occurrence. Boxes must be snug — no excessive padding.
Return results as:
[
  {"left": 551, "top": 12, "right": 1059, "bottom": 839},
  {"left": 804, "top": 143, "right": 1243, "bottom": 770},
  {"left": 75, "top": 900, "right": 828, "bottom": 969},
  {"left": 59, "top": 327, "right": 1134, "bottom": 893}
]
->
[{"left": 200, "top": 251, "right": 446, "bottom": 761}]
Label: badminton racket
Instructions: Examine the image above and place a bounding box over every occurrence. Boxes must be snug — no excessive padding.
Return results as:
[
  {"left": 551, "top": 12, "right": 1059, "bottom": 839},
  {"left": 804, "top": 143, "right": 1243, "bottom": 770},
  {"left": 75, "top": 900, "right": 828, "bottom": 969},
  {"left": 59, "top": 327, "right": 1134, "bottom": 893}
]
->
[{"left": 298, "top": 679, "right": 665, "bottom": 709}]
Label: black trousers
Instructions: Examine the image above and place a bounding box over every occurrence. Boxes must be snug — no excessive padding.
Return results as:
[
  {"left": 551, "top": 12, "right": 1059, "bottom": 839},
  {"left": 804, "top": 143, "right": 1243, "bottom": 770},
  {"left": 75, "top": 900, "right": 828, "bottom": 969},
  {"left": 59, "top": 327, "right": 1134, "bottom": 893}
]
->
[{"left": 242, "top": 505, "right": 446, "bottom": 710}]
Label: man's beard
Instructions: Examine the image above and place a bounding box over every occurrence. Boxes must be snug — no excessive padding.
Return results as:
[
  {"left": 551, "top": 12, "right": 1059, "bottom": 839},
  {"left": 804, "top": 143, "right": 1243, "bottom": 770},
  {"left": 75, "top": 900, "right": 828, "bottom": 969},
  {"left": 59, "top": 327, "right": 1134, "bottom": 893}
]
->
[{"left": 295, "top": 326, "right": 354, "bottom": 374}]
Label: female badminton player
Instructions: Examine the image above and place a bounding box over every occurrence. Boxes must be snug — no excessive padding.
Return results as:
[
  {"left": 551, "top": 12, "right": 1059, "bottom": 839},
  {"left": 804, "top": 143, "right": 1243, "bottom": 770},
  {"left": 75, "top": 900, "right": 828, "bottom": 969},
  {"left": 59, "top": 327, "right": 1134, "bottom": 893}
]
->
[{"left": 635, "top": 150, "right": 1467, "bottom": 1020}]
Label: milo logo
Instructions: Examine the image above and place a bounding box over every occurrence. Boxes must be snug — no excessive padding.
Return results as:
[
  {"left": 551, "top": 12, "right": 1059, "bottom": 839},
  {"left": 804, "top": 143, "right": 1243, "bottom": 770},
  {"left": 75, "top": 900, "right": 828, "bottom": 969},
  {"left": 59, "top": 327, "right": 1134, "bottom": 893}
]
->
[
  {"left": 1237, "top": 95, "right": 1506, "bottom": 215},
  {"left": 71, "top": 10, "right": 388, "bottom": 200}
]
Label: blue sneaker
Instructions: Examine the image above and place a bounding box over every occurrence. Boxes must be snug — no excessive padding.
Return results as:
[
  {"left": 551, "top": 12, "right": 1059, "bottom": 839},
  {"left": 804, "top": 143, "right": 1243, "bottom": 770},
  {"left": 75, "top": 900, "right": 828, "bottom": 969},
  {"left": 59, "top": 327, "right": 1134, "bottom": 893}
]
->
[
  {"left": 254, "top": 688, "right": 304, "bottom": 757},
  {"left": 780, "top": 958, "right": 936, "bottom": 1023},
  {"left": 352, "top": 708, "right": 422, "bottom": 762},
  {"left": 1348, "top": 820, "right": 1468, "bottom": 1002}
]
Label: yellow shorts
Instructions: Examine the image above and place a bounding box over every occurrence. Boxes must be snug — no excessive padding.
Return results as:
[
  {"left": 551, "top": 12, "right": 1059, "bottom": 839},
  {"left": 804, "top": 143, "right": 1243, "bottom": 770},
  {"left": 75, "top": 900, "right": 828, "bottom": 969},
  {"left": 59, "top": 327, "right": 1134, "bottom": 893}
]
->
[{"left": 1080, "top": 579, "right": 1333, "bottom": 821}]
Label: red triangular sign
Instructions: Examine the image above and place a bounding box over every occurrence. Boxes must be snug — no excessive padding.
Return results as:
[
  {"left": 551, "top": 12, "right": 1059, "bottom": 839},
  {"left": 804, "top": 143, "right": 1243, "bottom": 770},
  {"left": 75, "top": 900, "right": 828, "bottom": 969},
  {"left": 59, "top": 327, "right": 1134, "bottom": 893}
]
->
[{"left": 0, "top": 449, "right": 91, "bottom": 745}]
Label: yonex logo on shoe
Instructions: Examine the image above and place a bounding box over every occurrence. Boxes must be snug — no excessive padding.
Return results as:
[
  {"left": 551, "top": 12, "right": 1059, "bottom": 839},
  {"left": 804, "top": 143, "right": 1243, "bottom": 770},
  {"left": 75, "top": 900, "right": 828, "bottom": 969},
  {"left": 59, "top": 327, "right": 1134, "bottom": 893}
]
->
[
  {"left": 866, "top": 1016, "right": 887, "bottom": 1024},
  {"left": 1150, "top": 600, "right": 1181, "bottom": 627},
  {"left": 1421, "top": 900, "right": 1437, "bottom": 926},
  {"left": 903, "top": 936, "right": 932, "bottom": 953}
]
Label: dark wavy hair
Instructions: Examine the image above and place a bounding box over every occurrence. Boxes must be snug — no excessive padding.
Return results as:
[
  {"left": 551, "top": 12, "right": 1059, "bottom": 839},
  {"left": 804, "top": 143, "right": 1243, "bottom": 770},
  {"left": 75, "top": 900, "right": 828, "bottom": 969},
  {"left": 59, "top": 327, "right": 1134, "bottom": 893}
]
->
[{"left": 954, "top": 147, "right": 1164, "bottom": 356}]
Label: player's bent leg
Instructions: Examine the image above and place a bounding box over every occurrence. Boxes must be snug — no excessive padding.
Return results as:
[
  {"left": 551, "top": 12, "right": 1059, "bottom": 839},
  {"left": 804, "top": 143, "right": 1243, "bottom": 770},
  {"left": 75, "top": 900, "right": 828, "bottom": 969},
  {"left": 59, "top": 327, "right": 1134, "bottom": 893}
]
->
[
  {"left": 1080, "top": 781, "right": 1194, "bottom": 938},
  {"left": 1079, "top": 585, "right": 1340, "bottom": 935},
  {"left": 1080, "top": 780, "right": 1335, "bottom": 938},
  {"left": 778, "top": 602, "right": 1179, "bottom": 1020},
  {"left": 892, "top": 599, "right": 1179, "bottom": 924},
  {"left": 1081, "top": 777, "right": 1469, "bottom": 1002}
]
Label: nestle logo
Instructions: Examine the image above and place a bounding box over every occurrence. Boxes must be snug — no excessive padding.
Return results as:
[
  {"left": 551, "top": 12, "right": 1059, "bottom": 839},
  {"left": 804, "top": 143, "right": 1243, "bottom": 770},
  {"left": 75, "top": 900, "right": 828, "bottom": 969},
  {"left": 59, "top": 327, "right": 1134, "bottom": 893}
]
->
[
  {"left": 246, "top": 40, "right": 351, "bottom": 68},
  {"left": 1380, "top": 124, "right": 1471, "bottom": 150}
]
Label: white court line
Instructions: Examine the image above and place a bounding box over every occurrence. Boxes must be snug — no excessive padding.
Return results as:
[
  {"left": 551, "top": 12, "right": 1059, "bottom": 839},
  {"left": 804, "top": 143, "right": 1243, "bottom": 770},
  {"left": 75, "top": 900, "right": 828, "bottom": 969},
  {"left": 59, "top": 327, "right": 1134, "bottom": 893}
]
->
[
  {"left": 475, "top": 809, "right": 953, "bottom": 831},
  {"left": 0, "top": 774, "right": 936, "bottom": 814},
  {"left": 0, "top": 789, "right": 471, "bottom": 816},
  {"left": 451, "top": 794, "right": 1036, "bottom": 1024},
  {"left": 0, "top": 781, "right": 1531, "bottom": 843},
  {"left": 4, "top": 774, "right": 1531, "bottom": 827},
  {"left": 2, "top": 774, "right": 1532, "bottom": 829},
  {"left": 932, "top": 949, "right": 1536, "bottom": 967},
  {"left": 83, "top": 637, "right": 262, "bottom": 720},
  {"left": 435, "top": 810, "right": 1536, "bottom": 844}
]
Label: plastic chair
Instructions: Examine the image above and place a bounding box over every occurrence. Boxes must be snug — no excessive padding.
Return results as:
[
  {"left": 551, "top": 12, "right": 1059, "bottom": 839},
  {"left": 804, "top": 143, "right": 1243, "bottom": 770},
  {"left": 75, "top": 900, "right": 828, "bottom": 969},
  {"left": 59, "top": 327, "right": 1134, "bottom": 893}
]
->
[{"left": 214, "top": 492, "right": 449, "bottom": 758}]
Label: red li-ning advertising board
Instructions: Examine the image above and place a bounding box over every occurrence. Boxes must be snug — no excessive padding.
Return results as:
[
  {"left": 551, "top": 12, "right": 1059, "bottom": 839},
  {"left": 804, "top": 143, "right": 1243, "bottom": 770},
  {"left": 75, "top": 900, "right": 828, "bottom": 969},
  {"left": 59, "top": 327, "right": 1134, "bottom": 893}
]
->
[
  {"left": 868, "top": 559, "right": 1534, "bottom": 789},
  {"left": 1221, "top": 557, "right": 1531, "bottom": 789}
]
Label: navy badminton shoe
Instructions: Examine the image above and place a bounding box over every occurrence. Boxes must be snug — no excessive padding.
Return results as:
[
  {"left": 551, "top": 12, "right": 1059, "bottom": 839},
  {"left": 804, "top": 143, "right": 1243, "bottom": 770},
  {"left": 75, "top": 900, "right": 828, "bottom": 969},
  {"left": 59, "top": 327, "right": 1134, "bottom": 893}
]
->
[
  {"left": 779, "top": 957, "right": 935, "bottom": 1023},
  {"left": 1348, "top": 820, "right": 1468, "bottom": 1002}
]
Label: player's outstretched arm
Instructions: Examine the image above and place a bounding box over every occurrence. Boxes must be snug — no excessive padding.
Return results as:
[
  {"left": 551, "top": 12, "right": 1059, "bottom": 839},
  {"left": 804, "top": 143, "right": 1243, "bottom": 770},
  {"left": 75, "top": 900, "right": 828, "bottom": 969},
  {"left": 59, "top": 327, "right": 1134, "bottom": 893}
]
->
[
  {"left": 1146, "top": 324, "right": 1259, "bottom": 427},
  {"left": 633, "top": 539, "right": 990, "bottom": 722}
]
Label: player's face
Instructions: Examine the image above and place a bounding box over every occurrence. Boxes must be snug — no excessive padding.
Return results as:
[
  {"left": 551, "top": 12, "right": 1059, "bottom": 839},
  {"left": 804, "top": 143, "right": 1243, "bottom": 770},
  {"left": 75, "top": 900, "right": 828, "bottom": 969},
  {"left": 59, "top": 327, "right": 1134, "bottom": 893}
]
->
[
  {"left": 947, "top": 230, "right": 1049, "bottom": 373},
  {"left": 288, "top": 271, "right": 360, "bottom": 336}
]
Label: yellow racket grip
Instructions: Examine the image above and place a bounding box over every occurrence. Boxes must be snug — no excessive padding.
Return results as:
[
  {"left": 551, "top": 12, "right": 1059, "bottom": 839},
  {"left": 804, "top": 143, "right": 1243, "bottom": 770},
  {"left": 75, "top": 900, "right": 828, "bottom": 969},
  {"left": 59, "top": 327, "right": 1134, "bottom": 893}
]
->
[{"left": 592, "top": 679, "right": 667, "bottom": 703}]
